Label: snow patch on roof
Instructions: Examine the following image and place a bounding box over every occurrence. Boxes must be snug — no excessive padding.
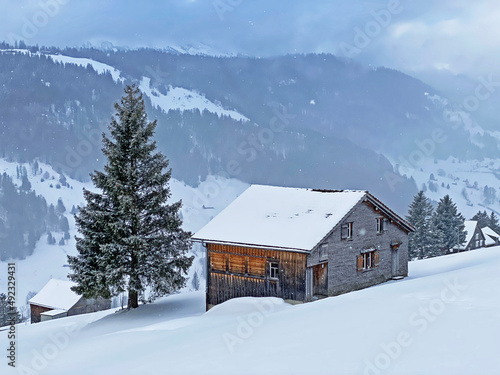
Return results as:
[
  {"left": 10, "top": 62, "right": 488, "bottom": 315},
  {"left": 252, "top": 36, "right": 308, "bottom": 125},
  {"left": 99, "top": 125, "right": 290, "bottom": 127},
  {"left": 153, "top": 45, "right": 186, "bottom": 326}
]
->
[
  {"left": 194, "top": 185, "right": 367, "bottom": 251},
  {"left": 481, "top": 226, "right": 500, "bottom": 246},
  {"left": 28, "top": 279, "right": 82, "bottom": 311}
]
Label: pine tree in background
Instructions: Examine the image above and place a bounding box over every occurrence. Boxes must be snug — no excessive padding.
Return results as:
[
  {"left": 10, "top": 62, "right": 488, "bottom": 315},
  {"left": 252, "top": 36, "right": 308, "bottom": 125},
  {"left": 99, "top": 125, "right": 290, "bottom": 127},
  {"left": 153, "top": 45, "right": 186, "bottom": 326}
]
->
[
  {"left": 406, "top": 191, "right": 434, "bottom": 259},
  {"left": 433, "top": 195, "right": 466, "bottom": 253},
  {"left": 0, "top": 293, "right": 22, "bottom": 327},
  {"left": 472, "top": 210, "right": 490, "bottom": 229},
  {"left": 489, "top": 212, "right": 500, "bottom": 233},
  {"left": 191, "top": 270, "right": 200, "bottom": 291},
  {"left": 68, "top": 85, "right": 193, "bottom": 309},
  {"left": 427, "top": 214, "right": 446, "bottom": 258},
  {"left": 56, "top": 198, "right": 66, "bottom": 215}
]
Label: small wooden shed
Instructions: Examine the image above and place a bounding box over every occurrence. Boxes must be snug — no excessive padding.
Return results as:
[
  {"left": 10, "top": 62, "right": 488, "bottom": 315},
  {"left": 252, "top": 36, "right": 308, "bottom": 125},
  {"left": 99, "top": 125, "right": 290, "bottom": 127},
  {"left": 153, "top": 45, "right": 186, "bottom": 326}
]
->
[{"left": 29, "top": 279, "right": 111, "bottom": 324}]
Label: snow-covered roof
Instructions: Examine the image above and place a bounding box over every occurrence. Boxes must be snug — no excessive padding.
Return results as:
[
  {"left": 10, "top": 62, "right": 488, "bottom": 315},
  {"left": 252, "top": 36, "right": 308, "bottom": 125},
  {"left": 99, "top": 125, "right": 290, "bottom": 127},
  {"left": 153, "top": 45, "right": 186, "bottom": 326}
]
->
[
  {"left": 481, "top": 226, "right": 500, "bottom": 246},
  {"left": 459, "top": 220, "right": 479, "bottom": 249},
  {"left": 28, "top": 279, "right": 82, "bottom": 311},
  {"left": 40, "top": 309, "right": 68, "bottom": 317},
  {"left": 193, "top": 185, "right": 368, "bottom": 251}
]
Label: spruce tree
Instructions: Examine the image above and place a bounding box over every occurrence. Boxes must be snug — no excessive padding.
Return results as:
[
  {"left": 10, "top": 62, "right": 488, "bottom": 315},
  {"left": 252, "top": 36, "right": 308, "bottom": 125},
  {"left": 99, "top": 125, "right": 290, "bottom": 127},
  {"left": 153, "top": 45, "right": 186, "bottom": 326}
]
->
[
  {"left": 406, "top": 191, "right": 434, "bottom": 259},
  {"left": 472, "top": 210, "right": 490, "bottom": 229},
  {"left": 489, "top": 212, "right": 500, "bottom": 233},
  {"left": 427, "top": 214, "right": 446, "bottom": 258},
  {"left": 68, "top": 85, "right": 193, "bottom": 309},
  {"left": 0, "top": 293, "right": 22, "bottom": 327},
  {"left": 433, "top": 195, "right": 466, "bottom": 253},
  {"left": 191, "top": 270, "right": 200, "bottom": 291}
]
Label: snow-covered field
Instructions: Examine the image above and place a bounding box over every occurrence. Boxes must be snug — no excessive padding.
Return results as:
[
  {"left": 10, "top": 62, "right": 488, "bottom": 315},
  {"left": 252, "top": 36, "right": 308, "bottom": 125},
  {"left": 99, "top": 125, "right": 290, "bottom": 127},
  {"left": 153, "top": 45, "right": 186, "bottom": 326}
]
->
[
  {"left": 2, "top": 246, "right": 499, "bottom": 374},
  {"left": 0, "top": 158, "right": 248, "bottom": 309},
  {"left": 391, "top": 156, "right": 500, "bottom": 219}
]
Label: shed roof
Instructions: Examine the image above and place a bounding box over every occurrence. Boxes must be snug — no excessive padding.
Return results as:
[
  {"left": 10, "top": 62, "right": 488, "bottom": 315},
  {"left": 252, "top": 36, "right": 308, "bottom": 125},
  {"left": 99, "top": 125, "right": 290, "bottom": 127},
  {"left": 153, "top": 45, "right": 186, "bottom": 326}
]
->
[
  {"left": 194, "top": 185, "right": 411, "bottom": 252},
  {"left": 40, "top": 309, "right": 68, "bottom": 317},
  {"left": 28, "top": 279, "right": 82, "bottom": 311},
  {"left": 481, "top": 226, "right": 500, "bottom": 246}
]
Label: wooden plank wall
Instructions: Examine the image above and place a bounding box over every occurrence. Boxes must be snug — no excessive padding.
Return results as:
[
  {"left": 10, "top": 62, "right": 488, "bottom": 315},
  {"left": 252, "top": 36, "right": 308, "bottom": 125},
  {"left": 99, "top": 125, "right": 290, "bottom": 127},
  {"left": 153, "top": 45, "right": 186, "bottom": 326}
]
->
[{"left": 207, "top": 243, "right": 307, "bottom": 306}]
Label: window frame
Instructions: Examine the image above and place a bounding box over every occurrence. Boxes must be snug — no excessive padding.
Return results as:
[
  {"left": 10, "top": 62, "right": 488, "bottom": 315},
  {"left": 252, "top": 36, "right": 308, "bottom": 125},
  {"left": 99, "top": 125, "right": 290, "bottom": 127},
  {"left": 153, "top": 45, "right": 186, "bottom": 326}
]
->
[
  {"left": 376, "top": 217, "right": 385, "bottom": 234},
  {"left": 341, "top": 222, "right": 353, "bottom": 240},
  {"left": 269, "top": 262, "right": 279, "bottom": 279},
  {"left": 357, "top": 250, "right": 379, "bottom": 271},
  {"left": 319, "top": 243, "right": 328, "bottom": 261}
]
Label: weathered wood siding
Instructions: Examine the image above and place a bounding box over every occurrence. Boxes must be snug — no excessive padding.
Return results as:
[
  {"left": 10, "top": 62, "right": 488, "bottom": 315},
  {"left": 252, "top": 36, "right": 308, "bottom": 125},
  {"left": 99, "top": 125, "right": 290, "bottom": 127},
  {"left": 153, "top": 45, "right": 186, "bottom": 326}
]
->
[
  {"left": 68, "top": 297, "right": 111, "bottom": 316},
  {"left": 30, "top": 297, "right": 111, "bottom": 323},
  {"left": 30, "top": 304, "right": 52, "bottom": 324},
  {"left": 207, "top": 243, "right": 307, "bottom": 307}
]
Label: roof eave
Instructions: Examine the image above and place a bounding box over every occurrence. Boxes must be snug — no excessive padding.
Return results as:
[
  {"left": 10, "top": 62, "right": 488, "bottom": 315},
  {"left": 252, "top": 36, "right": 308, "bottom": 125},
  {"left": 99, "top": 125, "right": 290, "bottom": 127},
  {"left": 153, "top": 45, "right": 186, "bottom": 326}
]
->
[{"left": 193, "top": 238, "right": 312, "bottom": 254}]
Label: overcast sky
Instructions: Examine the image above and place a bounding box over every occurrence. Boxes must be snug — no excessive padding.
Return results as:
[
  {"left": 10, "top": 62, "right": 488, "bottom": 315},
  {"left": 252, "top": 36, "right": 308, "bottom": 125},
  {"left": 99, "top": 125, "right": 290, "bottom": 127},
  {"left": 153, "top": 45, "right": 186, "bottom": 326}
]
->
[{"left": 1, "top": 0, "right": 499, "bottom": 78}]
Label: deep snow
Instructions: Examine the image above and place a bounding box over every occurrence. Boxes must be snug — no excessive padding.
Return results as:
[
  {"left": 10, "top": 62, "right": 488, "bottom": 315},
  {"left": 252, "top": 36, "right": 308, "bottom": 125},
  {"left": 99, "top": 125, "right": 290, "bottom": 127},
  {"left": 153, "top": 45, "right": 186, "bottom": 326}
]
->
[
  {"left": 3, "top": 246, "right": 500, "bottom": 375},
  {"left": 0, "top": 158, "right": 248, "bottom": 311}
]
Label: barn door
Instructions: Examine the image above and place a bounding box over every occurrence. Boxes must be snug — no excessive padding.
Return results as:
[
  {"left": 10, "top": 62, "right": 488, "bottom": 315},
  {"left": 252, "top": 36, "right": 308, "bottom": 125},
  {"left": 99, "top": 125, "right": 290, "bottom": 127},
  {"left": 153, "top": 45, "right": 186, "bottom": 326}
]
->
[{"left": 313, "top": 263, "right": 328, "bottom": 296}]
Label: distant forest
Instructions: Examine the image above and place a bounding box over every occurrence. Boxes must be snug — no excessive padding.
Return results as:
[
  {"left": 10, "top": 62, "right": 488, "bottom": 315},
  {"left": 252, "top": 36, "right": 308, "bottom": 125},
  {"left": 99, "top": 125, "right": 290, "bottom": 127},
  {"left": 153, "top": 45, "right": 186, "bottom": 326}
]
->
[{"left": 0, "top": 162, "right": 70, "bottom": 260}]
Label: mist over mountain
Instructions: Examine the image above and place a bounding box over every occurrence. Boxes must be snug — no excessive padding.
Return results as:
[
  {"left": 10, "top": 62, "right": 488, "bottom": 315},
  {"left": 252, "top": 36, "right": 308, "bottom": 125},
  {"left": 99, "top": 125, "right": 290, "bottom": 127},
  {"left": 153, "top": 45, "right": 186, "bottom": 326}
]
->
[{"left": 2, "top": 43, "right": 500, "bottom": 222}]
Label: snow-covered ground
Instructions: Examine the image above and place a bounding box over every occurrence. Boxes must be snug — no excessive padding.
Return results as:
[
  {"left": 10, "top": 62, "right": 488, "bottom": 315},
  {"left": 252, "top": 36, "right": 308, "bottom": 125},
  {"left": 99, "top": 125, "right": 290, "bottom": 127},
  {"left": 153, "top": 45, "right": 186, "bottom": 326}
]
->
[
  {"left": 391, "top": 156, "right": 500, "bottom": 219},
  {"left": 2, "top": 246, "right": 499, "bottom": 374},
  {"left": 0, "top": 49, "right": 247, "bottom": 121},
  {"left": 140, "top": 76, "right": 249, "bottom": 122},
  {"left": 0, "top": 158, "right": 248, "bottom": 311}
]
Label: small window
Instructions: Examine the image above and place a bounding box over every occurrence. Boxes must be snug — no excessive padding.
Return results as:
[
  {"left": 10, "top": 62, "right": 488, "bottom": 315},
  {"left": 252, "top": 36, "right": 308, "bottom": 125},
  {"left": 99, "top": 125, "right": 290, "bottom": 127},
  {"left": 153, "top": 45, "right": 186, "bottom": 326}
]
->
[
  {"left": 269, "top": 262, "right": 279, "bottom": 279},
  {"left": 357, "top": 251, "right": 379, "bottom": 271},
  {"left": 475, "top": 233, "right": 479, "bottom": 240},
  {"left": 376, "top": 218, "right": 385, "bottom": 233},
  {"left": 319, "top": 244, "right": 328, "bottom": 261},
  {"left": 341, "top": 222, "right": 353, "bottom": 240}
]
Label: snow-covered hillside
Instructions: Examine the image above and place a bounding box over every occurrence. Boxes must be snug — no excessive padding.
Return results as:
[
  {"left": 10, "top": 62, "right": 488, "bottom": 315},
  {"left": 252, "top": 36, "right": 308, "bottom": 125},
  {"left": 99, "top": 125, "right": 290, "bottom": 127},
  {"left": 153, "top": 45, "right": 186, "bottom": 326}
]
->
[
  {"left": 139, "top": 77, "right": 249, "bottom": 121},
  {"left": 0, "top": 49, "right": 248, "bottom": 121},
  {"left": 4, "top": 246, "right": 500, "bottom": 374},
  {"left": 0, "top": 158, "right": 248, "bottom": 312},
  {"left": 392, "top": 156, "right": 500, "bottom": 219}
]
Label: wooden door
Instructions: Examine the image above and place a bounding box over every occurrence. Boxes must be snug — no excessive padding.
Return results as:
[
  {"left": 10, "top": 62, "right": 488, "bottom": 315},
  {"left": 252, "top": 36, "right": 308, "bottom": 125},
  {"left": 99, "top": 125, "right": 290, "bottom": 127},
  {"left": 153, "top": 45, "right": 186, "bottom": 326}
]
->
[
  {"left": 392, "top": 249, "right": 399, "bottom": 276},
  {"left": 313, "top": 263, "right": 328, "bottom": 296}
]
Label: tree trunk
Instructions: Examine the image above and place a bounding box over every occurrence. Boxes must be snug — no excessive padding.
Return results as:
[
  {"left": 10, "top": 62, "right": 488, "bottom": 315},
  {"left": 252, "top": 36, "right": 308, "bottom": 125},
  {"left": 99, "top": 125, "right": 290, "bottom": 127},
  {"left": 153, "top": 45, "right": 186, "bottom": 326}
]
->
[{"left": 128, "top": 289, "right": 138, "bottom": 309}]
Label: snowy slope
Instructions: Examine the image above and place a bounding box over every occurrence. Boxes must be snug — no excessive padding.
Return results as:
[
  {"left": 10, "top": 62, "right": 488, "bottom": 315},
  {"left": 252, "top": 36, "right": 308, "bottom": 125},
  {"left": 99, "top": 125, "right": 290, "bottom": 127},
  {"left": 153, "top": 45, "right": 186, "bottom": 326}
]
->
[
  {"left": 390, "top": 156, "right": 500, "bottom": 219},
  {"left": 3, "top": 246, "right": 500, "bottom": 374},
  {"left": 46, "top": 54, "right": 124, "bottom": 83},
  {"left": 0, "top": 49, "right": 248, "bottom": 121},
  {"left": 0, "top": 158, "right": 248, "bottom": 311},
  {"left": 139, "top": 77, "right": 249, "bottom": 121}
]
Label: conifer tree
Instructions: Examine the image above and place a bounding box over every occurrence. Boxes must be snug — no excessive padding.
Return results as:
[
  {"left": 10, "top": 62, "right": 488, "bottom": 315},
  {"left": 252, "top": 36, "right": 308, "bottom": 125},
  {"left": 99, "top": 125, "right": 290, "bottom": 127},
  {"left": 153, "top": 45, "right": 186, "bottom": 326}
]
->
[
  {"left": 472, "top": 210, "right": 490, "bottom": 229},
  {"left": 0, "top": 293, "right": 22, "bottom": 327},
  {"left": 433, "top": 195, "right": 466, "bottom": 253},
  {"left": 427, "top": 214, "right": 446, "bottom": 258},
  {"left": 191, "top": 270, "right": 200, "bottom": 291},
  {"left": 407, "top": 191, "right": 434, "bottom": 259},
  {"left": 489, "top": 212, "right": 500, "bottom": 233},
  {"left": 68, "top": 85, "right": 193, "bottom": 309}
]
